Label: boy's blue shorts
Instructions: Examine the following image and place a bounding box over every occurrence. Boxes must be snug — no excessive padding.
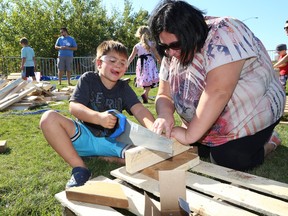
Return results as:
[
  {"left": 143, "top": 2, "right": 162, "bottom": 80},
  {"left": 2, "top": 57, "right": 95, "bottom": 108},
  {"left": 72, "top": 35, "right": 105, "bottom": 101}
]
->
[{"left": 71, "top": 121, "right": 132, "bottom": 158}]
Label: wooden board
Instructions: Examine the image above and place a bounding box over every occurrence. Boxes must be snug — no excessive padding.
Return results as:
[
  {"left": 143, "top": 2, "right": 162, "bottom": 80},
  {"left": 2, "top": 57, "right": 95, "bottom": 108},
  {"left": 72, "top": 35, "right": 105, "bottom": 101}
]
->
[
  {"left": 0, "top": 140, "right": 7, "bottom": 153},
  {"left": 140, "top": 150, "right": 199, "bottom": 180},
  {"left": 55, "top": 176, "right": 150, "bottom": 216},
  {"left": 185, "top": 171, "right": 288, "bottom": 215},
  {"left": 66, "top": 181, "right": 129, "bottom": 208},
  {"left": 191, "top": 161, "right": 288, "bottom": 201},
  {"left": 125, "top": 139, "right": 190, "bottom": 174}
]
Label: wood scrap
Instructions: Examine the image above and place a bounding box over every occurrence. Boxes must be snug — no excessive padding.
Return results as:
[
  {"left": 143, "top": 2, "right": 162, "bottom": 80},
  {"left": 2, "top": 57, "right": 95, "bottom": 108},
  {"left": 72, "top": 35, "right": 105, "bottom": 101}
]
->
[
  {"left": 0, "top": 76, "right": 74, "bottom": 110},
  {"left": 66, "top": 181, "right": 129, "bottom": 208},
  {"left": 0, "top": 140, "right": 7, "bottom": 153},
  {"left": 125, "top": 139, "right": 190, "bottom": 174}
]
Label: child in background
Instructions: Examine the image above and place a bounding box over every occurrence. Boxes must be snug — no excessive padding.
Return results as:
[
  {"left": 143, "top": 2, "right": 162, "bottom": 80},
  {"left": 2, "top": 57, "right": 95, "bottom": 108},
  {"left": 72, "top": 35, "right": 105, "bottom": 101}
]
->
[
  {"left": 128, "top": 26, "right": 161, "bottom": 103},
  {"left": 274, "top": 44, "right": 288, "bottom": 89},
  {"left": 40, "top": 40, "right": 155, "bottom": 188},
  {"left": 20, "top": 37, "right": 36, "bottom": 81}
]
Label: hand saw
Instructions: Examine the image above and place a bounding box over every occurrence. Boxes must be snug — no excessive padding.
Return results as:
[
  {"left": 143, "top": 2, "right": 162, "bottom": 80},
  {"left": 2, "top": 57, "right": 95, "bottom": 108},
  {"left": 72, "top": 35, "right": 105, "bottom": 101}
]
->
[{"left": 108, "top": 109, "right": 173, "bottom": 154}]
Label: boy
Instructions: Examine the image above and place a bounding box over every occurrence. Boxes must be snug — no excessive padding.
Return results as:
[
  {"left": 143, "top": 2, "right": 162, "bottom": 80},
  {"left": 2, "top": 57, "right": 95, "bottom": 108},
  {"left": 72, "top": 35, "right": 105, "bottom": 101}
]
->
[
  {"left": 274, "top": 44, "right": 288, "bottom": 89},
  {"left": 20, "top": 37, "right": 36, "bottom": 81},
  {"left": 40, "top": 40, "right": 155, "bottom": 188}
]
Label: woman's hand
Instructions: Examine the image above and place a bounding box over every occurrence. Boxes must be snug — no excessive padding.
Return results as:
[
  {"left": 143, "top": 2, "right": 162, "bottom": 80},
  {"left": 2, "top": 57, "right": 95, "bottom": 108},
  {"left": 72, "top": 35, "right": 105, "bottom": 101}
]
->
[{"left": 153, "top": 114, "right": 174, "bottom": 138}]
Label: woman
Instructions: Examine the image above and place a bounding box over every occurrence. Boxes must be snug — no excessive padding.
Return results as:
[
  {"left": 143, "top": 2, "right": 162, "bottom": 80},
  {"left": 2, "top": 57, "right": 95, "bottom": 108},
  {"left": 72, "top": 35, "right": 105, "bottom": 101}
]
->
[
  {"left": 149, "top": 0, "right": 285, "bottom": 171},
  {"left": 128, "top": 26, "right": 161, "bottom": 103}
]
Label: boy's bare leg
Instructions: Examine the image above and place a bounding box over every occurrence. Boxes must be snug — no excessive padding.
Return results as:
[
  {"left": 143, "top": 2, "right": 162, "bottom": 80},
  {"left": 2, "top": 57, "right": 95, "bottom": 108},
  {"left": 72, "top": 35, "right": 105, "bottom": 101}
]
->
[{"left": 40, "top": 110, "right": 86, "bottom": 168}]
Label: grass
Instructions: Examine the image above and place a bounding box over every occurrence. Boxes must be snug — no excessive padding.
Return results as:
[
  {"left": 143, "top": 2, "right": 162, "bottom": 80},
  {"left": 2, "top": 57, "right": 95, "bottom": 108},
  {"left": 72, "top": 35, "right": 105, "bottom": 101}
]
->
[{"left": 0, "top": 75, "right": 287, "bottom": 215}]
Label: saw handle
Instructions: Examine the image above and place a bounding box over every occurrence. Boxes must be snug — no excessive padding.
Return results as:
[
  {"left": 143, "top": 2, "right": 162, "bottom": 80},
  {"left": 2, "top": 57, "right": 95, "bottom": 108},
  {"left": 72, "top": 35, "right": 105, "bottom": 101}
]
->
[{"left": 108, "top": 109, "right": 126, "bottom": 138}]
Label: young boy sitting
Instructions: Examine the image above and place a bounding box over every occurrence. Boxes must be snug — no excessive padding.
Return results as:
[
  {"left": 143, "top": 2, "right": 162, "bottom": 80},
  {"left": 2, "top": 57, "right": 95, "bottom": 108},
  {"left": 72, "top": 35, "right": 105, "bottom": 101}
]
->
[{"left": 40, "top": 40, "right": 155, "bottom": 188}]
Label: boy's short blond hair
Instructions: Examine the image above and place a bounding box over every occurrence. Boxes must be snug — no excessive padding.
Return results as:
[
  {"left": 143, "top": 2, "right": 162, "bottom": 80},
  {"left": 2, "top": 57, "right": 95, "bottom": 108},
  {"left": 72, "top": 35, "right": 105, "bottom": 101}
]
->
[
  {"left": 96, "top": 40, "right": 128, "bottom": 60},
  {"left": 20, "top": 37, "right": 28, "bottom": 45}
]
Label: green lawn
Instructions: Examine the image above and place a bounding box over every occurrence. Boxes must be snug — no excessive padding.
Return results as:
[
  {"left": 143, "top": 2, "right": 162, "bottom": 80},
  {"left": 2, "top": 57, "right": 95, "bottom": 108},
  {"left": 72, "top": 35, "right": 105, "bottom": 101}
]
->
[{"left": 0, "top": 76, "right": 287, "bottom": 215}]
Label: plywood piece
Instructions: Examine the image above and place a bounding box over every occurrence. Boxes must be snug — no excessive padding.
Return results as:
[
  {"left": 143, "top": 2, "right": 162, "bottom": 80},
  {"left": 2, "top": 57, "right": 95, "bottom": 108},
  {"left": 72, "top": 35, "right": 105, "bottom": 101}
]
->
[
  {"left": 125, "top": 139, "right": 190, "bottom": 174},
  {"left": 191, "top": 161, "right": 288, "bottom": 200},
  {"left": 140, "top": 150, "right": 199, "bottom": 180},
  {"left": 66, "top": 181, "right": 129, "bottom": 208},
  {"left": 0, "top": 140, "right": 7, "bottom": 153}
]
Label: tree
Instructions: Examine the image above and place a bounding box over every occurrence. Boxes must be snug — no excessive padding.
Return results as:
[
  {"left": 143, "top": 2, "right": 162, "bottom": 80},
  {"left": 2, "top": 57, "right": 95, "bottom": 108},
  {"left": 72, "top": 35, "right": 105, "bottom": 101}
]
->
[{"left": 0, "top": 0, "right": 148, "bottom": 58}]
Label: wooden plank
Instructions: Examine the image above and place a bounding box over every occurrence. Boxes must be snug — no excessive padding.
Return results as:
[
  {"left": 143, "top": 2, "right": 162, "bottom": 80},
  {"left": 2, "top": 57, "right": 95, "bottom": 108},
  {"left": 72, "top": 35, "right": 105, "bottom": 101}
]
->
[
  {"left": 191, "top": 161, "right": 288, "bottom": 200},
  {"left": 66, "top": 181, "right": 129, "bottom": 208},
  {"left": 0, "top": 140, "right": 7, "bottom": 153},
  {"left": 0, "top": 78, "right": 23, "bottom": 100},
  {"left": 111, "top": 167, "right": 256, "bottom": 216},
  {"left": 125, "top": 140, "right": 190, "bottom": 174},
  {"left": 56, "top": 191, "right": 124, "bottom": 216},
  {"left": 140, "top": 150, "right": 199, "bottom": 180},
  {"left": 0, "top": 86, "right": 36, "bottom": 110},
  {"left": 185, "top": 171, "right": 288, "bottom": 216},
  {"left": 6, "top": 81, "right": 27, "bottom": 98},
  {"left": 0, "top": 79, "right": 9, "bottom": 89},
  {"left": 55, "top": 176, "right": 148, "bottom": 216}
]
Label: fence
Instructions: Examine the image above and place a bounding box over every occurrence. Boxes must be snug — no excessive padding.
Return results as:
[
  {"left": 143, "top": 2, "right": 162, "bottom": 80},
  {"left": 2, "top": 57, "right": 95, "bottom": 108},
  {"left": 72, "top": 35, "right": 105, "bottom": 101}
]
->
[{"left": 0, "top": 50, "right": 277, "bottom": 78}]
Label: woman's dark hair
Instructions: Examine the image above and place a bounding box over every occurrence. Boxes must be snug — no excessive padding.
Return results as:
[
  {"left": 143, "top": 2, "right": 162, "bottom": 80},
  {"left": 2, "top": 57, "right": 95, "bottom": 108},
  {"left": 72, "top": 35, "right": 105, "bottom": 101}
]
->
[{"left": 149, "top": 0, "right": 209, "bottom": 66}]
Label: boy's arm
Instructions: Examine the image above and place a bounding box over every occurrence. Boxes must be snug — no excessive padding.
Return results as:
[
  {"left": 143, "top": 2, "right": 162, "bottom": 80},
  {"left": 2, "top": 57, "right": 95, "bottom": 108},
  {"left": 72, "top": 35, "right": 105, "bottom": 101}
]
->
[
  {"left": 69, "top": 101, "right": 117, "bottom": 129},
  {"left": 130, "top": 103, "right": 155, "bottom": 130},
  {"left": 20, "top": 58, "right": 26, "bottom": 70},
  {"left": 33, "top": 56, "right": 36, "bottom": 69}
]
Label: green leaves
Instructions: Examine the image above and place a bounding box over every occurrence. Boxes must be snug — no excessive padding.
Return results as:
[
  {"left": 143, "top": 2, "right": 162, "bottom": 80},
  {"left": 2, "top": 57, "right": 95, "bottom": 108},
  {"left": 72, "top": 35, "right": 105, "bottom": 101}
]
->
[{"left": 0, "top": 0, "right": 149, "bottom": 58}]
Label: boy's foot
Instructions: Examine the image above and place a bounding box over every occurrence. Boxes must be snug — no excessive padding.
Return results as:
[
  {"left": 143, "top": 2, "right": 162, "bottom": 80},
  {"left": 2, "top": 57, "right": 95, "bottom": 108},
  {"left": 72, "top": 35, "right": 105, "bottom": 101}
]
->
[{"left": 66, "top": 167, "right": 91, "bottom": 189}]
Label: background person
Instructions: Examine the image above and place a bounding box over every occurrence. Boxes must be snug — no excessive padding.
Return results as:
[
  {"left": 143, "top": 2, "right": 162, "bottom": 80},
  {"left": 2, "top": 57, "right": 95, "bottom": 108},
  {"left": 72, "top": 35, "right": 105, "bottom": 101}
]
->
[
  {"left": 274, "top": 20, "right": 288, "bottom": 68},
  {"left": 55, "top": 27, "right": 77, "bottom": 85},
  {"left": 20, "top": 37, "right": 36, "bottom": 81},
  {"left": 128, "top": 26, "right": 161, "bottom": 103},
  {"left": 274, "top": 44, "right": 288, "bottom": 90},
  {"left": 149, "top": 0, "right": 285, "bottom": 171},
  {"left": 40, "top": 40, "right": 155, "bottom": 188}
]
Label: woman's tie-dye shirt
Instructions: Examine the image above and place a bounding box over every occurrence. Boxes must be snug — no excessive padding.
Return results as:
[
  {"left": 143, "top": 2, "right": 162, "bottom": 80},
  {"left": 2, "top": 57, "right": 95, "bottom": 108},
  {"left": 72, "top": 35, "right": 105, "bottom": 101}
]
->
[{"left": 159, "top": 16, "right": 285, "bottom": 146}]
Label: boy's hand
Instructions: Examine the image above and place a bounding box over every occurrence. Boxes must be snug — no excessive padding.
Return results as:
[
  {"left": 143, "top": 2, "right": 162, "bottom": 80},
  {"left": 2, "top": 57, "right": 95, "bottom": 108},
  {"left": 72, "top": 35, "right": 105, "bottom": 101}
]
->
[{"left": 99, "top": 111, "right": 118, "bottom": 129}]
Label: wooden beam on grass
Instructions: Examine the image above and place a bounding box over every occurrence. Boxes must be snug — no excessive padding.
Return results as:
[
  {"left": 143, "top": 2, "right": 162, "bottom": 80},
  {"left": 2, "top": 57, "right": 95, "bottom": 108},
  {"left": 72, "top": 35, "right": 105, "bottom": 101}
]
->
[{"left": 0, "top": 140, "right": 7, "bottom": 153}]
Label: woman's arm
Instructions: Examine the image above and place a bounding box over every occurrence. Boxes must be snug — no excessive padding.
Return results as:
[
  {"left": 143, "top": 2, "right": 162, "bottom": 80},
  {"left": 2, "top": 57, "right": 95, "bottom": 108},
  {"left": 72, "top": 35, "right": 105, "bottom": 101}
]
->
[
  {"left": 172, "top": 59, "right": 245, "bottom": 144},
  {"left": 153, "top": 79, "right": 176, "bottom": 137}
]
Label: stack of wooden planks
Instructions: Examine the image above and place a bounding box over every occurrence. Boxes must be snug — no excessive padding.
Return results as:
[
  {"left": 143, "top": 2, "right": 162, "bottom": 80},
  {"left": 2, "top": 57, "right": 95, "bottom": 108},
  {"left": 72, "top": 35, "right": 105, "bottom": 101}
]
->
[
  {"left": 55, "top": 142, "right": 288, "bottom": 216},
  {"left": 0, "top": 77, "right": 74, "bottom": 111}
]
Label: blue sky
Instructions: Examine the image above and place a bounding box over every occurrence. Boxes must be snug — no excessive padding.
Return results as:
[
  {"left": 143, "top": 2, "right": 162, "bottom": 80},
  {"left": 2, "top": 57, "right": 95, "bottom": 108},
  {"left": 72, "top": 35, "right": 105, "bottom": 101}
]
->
[{"left": 102, "top": 0, "right": 288, "bottom": 51}]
